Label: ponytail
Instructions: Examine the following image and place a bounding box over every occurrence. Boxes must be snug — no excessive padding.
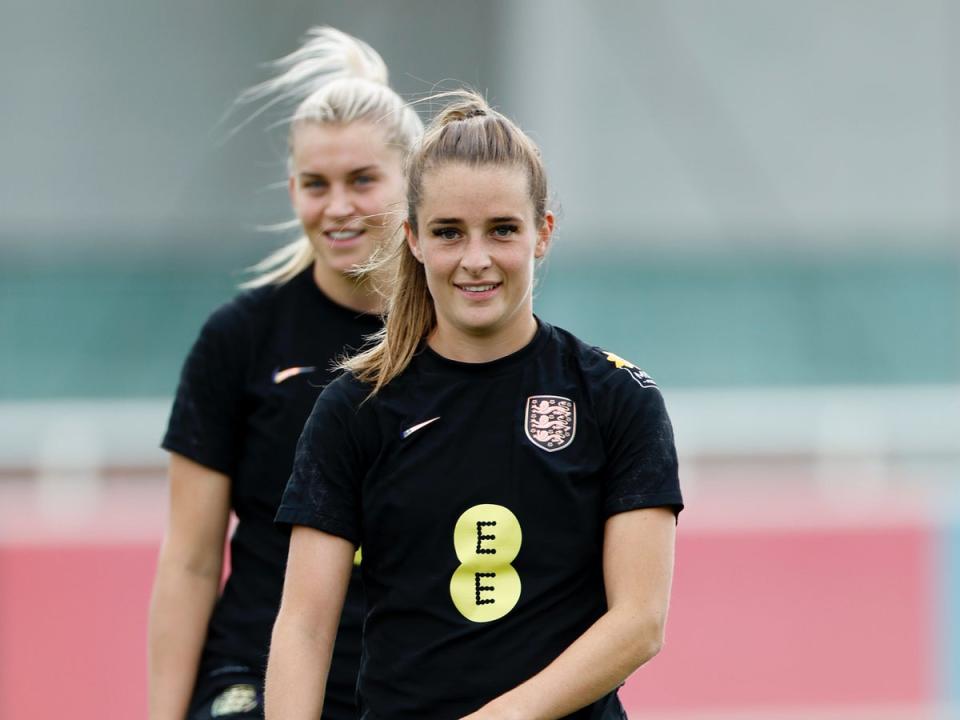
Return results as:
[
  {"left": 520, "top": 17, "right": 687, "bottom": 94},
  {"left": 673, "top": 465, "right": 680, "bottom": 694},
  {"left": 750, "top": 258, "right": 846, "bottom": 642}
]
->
[{"left": 341, "top": 90, "right": 549, "bottom": 394}]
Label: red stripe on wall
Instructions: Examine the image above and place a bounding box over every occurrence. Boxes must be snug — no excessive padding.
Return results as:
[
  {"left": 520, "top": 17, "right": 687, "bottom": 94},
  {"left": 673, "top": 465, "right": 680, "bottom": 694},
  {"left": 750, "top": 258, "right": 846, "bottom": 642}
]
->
[
  {"left": 0, "top": 543, "right": 159, "bottom": 719},
  {"left": 0, "top": 527, "right": 935, "bottom": 717},
  {"left": 622, "top": 527, "right": 935, "bottom": 712}
]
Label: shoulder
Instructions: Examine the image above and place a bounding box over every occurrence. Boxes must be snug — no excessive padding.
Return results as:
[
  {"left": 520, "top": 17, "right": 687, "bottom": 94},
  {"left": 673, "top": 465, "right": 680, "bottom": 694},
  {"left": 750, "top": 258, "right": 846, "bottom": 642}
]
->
[
  {"left": 543, "top": 324, "right": 669, "bottom": 436},
  {"left": 317, "top": 371, "right": 372, "bottom": 408},
  {"left": 306, "top": 371, "right": 378, "bottom": 433},
  {"left": 300, "top": 371, "right": 380, "bottom": 456},
  {"left": 547, "top": 324, "right": 660, "bottom": 393},
  {"left": 199, "top": 283, "right": 277, "bottom": 341}
]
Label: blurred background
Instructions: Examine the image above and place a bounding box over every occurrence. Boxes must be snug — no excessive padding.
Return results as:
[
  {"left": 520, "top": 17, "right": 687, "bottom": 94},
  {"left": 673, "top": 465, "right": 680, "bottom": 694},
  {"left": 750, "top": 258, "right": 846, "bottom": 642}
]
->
[{"left": 1, "top": 1, "right": 958, "bottom": 717}]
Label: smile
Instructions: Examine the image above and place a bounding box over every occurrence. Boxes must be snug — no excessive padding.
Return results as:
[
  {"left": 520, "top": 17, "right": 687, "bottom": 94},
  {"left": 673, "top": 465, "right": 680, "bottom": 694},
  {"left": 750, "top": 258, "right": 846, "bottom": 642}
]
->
[
  {"left": 324, "top": 229, "right": 365, "bottom": 243},
  {"left": 455, "top": 282, "right": 501, "bottom": 296}
]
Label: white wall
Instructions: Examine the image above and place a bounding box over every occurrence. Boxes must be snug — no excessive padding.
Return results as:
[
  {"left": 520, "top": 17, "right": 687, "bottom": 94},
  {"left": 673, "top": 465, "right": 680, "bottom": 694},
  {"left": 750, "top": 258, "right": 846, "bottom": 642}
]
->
[
  {"left": 494, "top": 0, "right": 959, "bottom": 246},
  {"left": 0, "top": 0, "right": 497, "bottom": 252},
  {"left": 2, "top": 1, "right": 956, "bottom": 253}
]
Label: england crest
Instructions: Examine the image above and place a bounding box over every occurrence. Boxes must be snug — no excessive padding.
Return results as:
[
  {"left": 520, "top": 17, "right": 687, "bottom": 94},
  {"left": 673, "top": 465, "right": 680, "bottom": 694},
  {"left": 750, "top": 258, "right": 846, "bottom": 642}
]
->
[{"left": 524, "top": 395, "right": 576, "bottom": 452}]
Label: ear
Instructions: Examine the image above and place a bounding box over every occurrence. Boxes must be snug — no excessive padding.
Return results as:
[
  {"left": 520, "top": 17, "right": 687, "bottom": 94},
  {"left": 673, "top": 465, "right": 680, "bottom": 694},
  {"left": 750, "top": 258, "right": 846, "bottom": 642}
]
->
[
  {"left": 534, "top": 211, "right": 555, "bottom": 259},
  {"left": 404, "top": 219, "right": 423, "bottom": 263},
  {"left": 287, "top": 174, "right": 297, "bottom": 210}
]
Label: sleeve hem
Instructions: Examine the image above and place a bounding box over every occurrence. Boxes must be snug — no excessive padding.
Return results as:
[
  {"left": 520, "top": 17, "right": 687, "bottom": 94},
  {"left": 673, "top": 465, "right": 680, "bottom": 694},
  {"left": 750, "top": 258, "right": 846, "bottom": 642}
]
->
[
  {"left": 161, "top": 437, "right": 235, "bottom": 477},
  {"left": 274, "top": 507, "right": 360, "bottom": 547},
  {"left": 605, "top": 492, "right": 684, "bottom": 517}
]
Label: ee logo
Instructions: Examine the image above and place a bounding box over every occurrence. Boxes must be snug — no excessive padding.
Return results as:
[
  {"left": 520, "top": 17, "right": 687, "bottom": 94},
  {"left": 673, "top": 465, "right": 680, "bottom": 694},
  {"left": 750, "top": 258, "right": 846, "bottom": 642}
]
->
[{"left": 449, "top": 504, "right": 522, "bottom": 622}]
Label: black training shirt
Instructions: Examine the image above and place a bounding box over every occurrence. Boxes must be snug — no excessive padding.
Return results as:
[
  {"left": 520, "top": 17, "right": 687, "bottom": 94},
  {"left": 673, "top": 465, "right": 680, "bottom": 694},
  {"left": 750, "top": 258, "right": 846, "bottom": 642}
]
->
[
  {"left": 278, "top": 319, "right": 682, "bottom": 719},
  {"left": 163, "top": 266, "right": 380, "bottom": 717}
]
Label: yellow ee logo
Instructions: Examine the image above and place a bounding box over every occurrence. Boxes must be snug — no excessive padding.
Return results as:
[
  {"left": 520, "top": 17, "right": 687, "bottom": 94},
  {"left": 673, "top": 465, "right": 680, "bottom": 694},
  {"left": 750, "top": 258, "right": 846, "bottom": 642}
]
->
[{"left": 450, "top": 504, "right": 522, "bottom": 622}]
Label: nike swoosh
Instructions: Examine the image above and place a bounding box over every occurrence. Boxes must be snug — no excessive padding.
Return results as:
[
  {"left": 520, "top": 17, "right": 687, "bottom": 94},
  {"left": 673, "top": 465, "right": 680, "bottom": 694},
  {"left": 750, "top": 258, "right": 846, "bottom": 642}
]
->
[
  {"left": 272, "top": 366, "right": 316, "bottom": 384},
  {"left": 401, "top": 416, "right": 441, "bottom": 439}
]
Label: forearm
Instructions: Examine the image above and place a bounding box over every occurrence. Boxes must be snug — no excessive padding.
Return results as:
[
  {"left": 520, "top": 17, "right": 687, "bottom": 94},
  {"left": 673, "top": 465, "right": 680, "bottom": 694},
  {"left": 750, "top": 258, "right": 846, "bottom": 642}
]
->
[
  {"left": 264, "top": 609, "right": 334, "bottom": 720},
  {"left": 147, "top": 555, "right": 221, "bottom": 720},
  {"left": 468, "top": 607, "right": 663, "bottom": 720},
  {"left": 472, "top": 507, "right": 677, "bottom": 720}
]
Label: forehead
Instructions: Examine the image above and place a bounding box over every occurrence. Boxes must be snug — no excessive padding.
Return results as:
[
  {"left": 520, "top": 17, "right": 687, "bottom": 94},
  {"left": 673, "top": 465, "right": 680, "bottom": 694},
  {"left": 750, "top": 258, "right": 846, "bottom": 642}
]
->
[
  {"left": 419, "top": 163, "right": 531, "bottom": 219},
  {"left": 290, "top": 120, "right": 399, "bottom": 174}
]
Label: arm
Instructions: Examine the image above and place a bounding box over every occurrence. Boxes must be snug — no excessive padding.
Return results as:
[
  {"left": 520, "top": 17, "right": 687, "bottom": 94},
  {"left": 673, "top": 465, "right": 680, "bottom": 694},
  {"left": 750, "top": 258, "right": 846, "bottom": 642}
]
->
[
  {"left": 265, "top": 525, "right": 354, "bottom": 720},
  {"left": 463, "top": 506, "right": 677, "bottom": 720},
  {"left": 147, "top": 453, "right": 231, "bottom": 720}
]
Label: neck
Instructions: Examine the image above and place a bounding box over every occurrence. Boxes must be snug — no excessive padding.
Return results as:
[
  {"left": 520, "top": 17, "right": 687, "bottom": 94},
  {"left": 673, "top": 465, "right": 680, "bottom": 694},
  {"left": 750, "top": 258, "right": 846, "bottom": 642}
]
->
[
  {"left": 312, "top": 262, "right": 383, "bottom": 314},
  {"left": 428, "top": 314, "right": 537, "bottom": 364}
]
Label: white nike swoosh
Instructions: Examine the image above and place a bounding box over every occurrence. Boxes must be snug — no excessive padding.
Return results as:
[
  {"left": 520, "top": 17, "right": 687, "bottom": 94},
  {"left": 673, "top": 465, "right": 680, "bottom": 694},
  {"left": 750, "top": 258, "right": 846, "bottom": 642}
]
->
[{"left": 402, "top": 416, "right": 441, "bottom": 439}]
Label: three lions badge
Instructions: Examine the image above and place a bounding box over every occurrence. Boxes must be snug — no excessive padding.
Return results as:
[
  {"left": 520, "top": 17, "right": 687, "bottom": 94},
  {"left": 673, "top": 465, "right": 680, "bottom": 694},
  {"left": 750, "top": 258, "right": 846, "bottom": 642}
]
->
[{"left": 524, "top": 395, "right": 576, "bottom": 452}]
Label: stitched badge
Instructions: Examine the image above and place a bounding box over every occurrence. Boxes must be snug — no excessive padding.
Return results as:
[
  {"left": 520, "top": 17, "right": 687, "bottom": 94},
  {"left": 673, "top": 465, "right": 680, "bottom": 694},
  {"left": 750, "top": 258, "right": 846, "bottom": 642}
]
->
[{"left": 524, "top": 395, "right": 576, "bottom": 452}]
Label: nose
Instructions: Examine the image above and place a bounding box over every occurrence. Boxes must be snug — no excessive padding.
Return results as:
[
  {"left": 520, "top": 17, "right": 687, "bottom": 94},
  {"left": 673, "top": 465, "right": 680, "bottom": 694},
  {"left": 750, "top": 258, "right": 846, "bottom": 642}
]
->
[
  {"left": 325, "top": 184, "right": 355, "bottom": 220},
  {"left": 460, "top": 233, "right": 492, "bottom": 275}
]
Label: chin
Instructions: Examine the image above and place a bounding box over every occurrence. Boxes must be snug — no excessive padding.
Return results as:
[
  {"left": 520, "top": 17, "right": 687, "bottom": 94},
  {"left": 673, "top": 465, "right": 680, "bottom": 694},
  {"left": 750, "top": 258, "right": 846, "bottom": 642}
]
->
[
  {"left": 328, "top": 250, "right": 372, "bottom": 274},
  {"left": 456, "top": 312, "right": 505, "bottom": 336}
]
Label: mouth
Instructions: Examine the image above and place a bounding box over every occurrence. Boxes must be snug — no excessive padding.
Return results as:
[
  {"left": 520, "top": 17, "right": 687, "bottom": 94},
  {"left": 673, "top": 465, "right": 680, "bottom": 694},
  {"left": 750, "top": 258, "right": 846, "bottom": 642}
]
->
[
  {"left": 455, "top": 282, "right": 502, "bottom": 299},
  {"left": 323, "top": 229, "right": 365, "bottom": 245}
]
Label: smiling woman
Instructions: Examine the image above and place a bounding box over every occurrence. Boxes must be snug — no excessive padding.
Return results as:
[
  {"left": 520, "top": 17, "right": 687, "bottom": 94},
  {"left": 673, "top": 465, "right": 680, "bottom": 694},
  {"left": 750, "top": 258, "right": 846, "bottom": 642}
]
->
[
  {"left": 288, "top": 121, "right": 406, "bottom": 308},
  {"left": 147, "top": 27, "right": 422, "bottom": 720},
  {"left": 409, "top": 162, "right": 553, "bottom": 361},
  {"left": 266, "top": 91, "right": 684, "bottom": 720}
]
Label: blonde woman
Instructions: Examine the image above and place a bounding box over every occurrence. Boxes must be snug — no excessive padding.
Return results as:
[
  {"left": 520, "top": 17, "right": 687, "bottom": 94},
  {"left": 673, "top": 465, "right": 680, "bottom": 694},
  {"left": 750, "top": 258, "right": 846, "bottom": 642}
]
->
[
  {"left": 148, "top": 28, "right": 422, "bottom": 720},
  {"left": 267, "top": 92, "right": 682, "bottom": 719}
]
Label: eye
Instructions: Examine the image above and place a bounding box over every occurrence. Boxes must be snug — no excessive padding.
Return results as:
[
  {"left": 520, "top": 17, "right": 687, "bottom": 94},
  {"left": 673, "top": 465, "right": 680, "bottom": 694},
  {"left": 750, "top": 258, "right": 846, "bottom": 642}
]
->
[
  {"left": 492, "top": 224, "right": 519, "bottom": 238},
  {"left": 431, "top": 227, "right": 461, "bottom": 241},
  {"left": 302, "top": 178, "right": 327, "bottom": 191},
  {"left": 353, "top": 174, "right": 376, "bottom": 187}
]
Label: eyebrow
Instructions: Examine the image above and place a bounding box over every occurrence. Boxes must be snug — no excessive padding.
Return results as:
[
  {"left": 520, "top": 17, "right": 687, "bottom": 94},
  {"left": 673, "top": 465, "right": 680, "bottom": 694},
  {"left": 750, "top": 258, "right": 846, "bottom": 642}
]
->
[
  {"left": 298, "top": 165, "right": 380, "bottom": 179},
  {"left": 428, "top": 215, "right": 523, "bottom": 225}
]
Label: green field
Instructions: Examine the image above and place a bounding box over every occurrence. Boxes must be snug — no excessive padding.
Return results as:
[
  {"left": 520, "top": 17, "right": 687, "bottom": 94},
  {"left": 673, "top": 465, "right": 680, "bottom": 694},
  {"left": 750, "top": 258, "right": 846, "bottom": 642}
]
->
[{"left": 3, "top": 248, "right": 957, "bottom": 398}]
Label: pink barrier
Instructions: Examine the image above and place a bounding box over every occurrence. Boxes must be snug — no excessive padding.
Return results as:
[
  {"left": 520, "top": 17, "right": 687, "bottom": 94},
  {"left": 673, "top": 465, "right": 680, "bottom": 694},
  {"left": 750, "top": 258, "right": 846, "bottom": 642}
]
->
[
  {"left": 0, "top": 543, "right": 157, "bottom": 719},
  {"left": 0, "top": 526, "right": 935, "bottom": 718},
  {"left": 622, "top": 527, "right": 933, "bottom": 714}
]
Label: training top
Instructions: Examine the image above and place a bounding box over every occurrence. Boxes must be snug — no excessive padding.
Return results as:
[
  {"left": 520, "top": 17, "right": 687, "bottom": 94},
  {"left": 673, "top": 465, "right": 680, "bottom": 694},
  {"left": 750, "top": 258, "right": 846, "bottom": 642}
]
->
[
  {"left": 162, "top": 266, "right": 380, "bottom": 717},
  {"left": 277, "top": 318, "right": 683, "bottom": 720}
]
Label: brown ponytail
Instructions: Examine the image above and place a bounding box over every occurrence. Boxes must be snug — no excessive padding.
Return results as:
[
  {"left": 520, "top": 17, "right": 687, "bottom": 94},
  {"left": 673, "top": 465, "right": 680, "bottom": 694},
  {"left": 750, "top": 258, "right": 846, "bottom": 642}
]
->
[{"left": 341, "top": 90, "right": 549, "bottom": 394}]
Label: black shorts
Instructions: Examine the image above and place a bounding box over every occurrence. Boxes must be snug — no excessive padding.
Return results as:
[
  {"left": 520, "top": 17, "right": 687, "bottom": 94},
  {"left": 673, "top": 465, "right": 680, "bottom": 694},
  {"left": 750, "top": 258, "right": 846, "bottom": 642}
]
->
[
  {"left": 187, "top": 661, "right": 359, "bottom": 720},
  {"left": 591, "top": 692, "right": 628, "bottom": 719}
]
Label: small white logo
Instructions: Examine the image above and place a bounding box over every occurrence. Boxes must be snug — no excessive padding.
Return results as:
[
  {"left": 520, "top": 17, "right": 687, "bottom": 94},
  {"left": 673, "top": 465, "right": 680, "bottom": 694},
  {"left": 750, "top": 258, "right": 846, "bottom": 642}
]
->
[
  {"left": 402, "top": 416, "right": 441, "bottom": 439},
  {"left": 272, "top": 366, "right": 316, "bottom": 384}
]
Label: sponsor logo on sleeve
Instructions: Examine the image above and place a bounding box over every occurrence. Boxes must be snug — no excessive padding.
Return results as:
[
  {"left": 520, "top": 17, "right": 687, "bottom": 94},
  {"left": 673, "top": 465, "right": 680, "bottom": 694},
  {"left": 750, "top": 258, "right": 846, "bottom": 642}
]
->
[
  {"left": 603, "top": 351, "right": 657, "bottom": 388},
  {"left": 524, "top": 395, "right": 576, "bottom": 452}
]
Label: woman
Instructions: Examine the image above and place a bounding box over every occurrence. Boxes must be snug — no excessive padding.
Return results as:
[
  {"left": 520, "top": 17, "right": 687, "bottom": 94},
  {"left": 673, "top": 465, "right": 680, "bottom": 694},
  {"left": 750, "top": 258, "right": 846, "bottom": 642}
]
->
[
  {"left": 147, "top": 28, "right": 423, "bottom": 720},
  {"left": 267, "top": 92, "right": 682, "bottom": 719}
]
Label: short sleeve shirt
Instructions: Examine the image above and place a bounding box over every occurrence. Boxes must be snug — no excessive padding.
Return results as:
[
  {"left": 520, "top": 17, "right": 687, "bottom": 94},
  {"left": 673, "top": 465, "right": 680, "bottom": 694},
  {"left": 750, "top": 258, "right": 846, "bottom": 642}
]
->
[
  {"left": 162, "top": 266, "right": 380, "bottom": 715},
  {"left": 278, "top": 319, "right": 682, "bottom": 719}
]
